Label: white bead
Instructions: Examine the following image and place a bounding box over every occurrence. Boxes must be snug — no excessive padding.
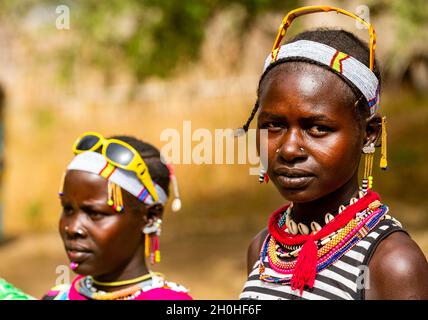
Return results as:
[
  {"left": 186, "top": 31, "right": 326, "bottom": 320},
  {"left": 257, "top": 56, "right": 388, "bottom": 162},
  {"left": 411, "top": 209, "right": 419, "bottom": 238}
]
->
[
  {"left": 298, "top": 223, "right": 310, "bottom": 235},
  {"left": 350, "top": 197, "right": 358, "bottom": 204},
  {"left": 359, "top": 191, "right": 365, "bottom": 198},
  {"left": 325, "top": 213, "right": 335, "bottom": 224},
  {"left": 338, "top": 205, "right": 346, "bottom": 213},
  {"left": 320, "top": 237, "right": 332, "bottom": 245},
  {"left": 310, "top": 221, "right": 322, "bottom": 232},
  {"left": 289, "top": 248, "right": 301, "bottom": 257},
  {"left": 288, "top": 220, "right": 298, "bottom": 235},
  {"left": 171, "top": 198, "right": 182, "bottom": 212}
]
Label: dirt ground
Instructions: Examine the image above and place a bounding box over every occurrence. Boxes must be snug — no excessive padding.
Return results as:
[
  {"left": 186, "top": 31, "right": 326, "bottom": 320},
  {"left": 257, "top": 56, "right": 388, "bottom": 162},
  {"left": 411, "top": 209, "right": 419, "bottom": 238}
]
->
[{"left": 1, "top": 228, "right": 427, "bottom": 300}]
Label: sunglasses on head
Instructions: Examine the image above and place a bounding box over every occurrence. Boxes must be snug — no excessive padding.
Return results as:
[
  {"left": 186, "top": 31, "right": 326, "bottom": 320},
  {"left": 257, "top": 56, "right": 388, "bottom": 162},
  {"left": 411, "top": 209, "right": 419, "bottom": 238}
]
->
[{"left": 72, "top": 132, "right": 159, "bottom": 202}]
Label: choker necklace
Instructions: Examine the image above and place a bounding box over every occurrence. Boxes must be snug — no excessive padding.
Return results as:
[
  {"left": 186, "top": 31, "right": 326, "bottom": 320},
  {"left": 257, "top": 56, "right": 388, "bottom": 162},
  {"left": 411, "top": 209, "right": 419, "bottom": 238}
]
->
[
  {"left": 92, "top": 272, "right": 155, "bottom": 287},
  {"left": 285, "top": 191, "right": 365, "bottom": 235},
  {"left": 262, "top": 190, "right": 386, "bottom": 294}
]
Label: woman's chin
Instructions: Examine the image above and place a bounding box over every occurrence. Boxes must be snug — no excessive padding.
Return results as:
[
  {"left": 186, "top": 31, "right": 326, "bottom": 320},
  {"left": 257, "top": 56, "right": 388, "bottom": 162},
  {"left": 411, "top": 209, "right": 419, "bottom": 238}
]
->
[{"left": 277, "top": 185, "right": 321, "bottom": 203}]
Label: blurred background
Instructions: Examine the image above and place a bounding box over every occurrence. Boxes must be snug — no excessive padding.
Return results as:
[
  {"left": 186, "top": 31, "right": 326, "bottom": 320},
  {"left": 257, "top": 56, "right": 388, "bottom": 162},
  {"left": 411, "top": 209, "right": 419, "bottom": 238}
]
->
[{"left": 0, "top": 0, "right": 427, "bottom": 299}]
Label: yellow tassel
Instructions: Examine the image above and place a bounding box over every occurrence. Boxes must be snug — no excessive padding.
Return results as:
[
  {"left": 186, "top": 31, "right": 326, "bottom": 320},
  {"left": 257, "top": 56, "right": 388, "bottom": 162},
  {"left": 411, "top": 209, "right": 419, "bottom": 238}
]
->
[
  {"left": 145, "top": 234, "right": 149, "bottom": 257},
  {"left": 380, "top": 116, "right": 388, "bottom": 170},
  {"left": 114, "top": 183, "right": 123, "bottom": 212},
  {"left": 155, "top": 250, "right": 161, "bottom": 263},
  {"left": 107, "top": 181, "right": 114, "bottom": 206}
]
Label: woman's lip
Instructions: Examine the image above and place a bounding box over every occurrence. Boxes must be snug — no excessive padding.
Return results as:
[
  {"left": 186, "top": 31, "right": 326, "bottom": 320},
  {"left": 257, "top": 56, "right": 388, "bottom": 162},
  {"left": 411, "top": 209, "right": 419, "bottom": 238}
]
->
[
  {"left": 276, "top": 175, "right": 315, "bottom": 189},
  {"left": 66, "top": 250, "right": 92, "bottom": 262},
  {"left": 273, "top": 167, "right": 314, "bottom": 177}
]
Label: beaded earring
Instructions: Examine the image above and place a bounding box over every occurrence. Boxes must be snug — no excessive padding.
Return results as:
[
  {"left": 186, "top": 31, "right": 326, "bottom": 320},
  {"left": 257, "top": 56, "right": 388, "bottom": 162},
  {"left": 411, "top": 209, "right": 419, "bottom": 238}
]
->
[
  {"left": 259, "top": 167, "right": 269, "bottom": 183},
  {"left": 362, "top": 143, "right": 375, "bottom": 192},
  {"left": 380, "top": 116, "right": 388, "bottom": 170},
  {"left": 166, "top": 163, "right": 182, "bottom": 212},
  {"left": 143, "top": 218, "right": 162, "bottom": 264},
  {"left": 107, "top": 181, "right": 124, "bottom": 213}
]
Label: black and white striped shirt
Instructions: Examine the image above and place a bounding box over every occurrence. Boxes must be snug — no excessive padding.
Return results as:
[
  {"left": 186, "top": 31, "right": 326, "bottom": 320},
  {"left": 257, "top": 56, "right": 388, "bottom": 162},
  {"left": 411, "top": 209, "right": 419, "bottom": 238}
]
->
[{"left": 240, "top": 217, "right": 405, "bottom": 300}]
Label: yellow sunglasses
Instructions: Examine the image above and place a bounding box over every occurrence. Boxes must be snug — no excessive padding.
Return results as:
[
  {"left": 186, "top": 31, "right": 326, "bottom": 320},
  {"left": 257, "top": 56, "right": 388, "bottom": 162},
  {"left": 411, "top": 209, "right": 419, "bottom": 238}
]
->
[
  {"left": 271, "top": 6, "right": 376, "bottom": 70},
  {"left": 72, "top": 132, "right": 159, "bottom": 202}
]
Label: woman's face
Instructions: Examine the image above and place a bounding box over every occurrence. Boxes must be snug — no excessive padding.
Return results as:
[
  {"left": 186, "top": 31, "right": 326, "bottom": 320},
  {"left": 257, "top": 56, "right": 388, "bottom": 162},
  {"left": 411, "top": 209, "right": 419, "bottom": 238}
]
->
[
  {"left": 257, "top": 63, "right": 365, "bottom": 203},
  {"left": 59, "top": 170, "right": 147, "bottom": 277}
]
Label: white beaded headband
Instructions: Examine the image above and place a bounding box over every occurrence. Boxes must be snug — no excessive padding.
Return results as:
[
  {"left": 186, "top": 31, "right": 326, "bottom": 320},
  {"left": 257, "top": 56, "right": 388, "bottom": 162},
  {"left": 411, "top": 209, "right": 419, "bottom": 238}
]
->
[
  {"left": 263, "top": 40, "right": 380, "bottom": 114},
  {"left": 66, "top": 151, "right": 168, "bottom": 206}
]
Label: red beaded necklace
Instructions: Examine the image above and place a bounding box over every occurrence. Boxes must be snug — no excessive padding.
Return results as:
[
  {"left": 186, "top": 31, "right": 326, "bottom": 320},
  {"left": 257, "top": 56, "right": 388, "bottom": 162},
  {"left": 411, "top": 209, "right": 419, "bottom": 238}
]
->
[{"left": 267, "top": 190, "right": 381, "bottom": 293}]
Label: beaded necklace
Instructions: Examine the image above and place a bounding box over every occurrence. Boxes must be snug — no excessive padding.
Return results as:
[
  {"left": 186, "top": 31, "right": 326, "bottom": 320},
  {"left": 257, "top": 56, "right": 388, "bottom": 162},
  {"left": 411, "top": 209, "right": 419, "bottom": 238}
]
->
[
  {"left": 75, "top": 272, "right": 162, "bottom": 300},
  {"left": 260, "top": 191, "right": 386, "bottom": 293}
]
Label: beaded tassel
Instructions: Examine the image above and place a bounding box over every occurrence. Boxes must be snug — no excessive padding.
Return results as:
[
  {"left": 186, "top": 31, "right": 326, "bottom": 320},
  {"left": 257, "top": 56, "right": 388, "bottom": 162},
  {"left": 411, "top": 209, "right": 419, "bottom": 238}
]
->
[
  {"left": 148, "top": 235, "right": 161, "bottom": 264},
  {"left": 143, "top": 219, "right": 162, "bottom": 265},
  {"left": 259, "top": 168, "right": 269, "bottom": 183},
  {"left": 380, "top": 116, "right": 388, "bottom": 170},
  {"left": 145, "top": 234, "right": 150, "bottom": 257},
  {"left": 166, "top": 163, "right": 182, "bottom": 212},
  {"left": 107, "top": 181, "right": 124, "bottom": 212},
  {"left": 362, "top": 143, "right": 375, "bottom": 192}
]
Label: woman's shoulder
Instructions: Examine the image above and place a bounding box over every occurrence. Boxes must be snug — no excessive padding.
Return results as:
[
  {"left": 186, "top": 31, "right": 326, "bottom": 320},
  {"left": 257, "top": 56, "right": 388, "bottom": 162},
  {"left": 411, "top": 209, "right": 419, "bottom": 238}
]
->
[
  {"left": 365, "top": 219, "right": 428, "bottom": 299},
  {"left": 246, "top": 228, "right": 269, "bottom": 275}
]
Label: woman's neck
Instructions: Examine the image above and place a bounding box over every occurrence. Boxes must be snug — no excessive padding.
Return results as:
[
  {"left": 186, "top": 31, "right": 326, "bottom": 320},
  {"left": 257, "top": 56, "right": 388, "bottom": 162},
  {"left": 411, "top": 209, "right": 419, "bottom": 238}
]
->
[
  {"left": 291, "top": 173, "right": 360, "bottom": 226},
  {"left": 92, "top": 247, "right": 150, "bottom": 292}
]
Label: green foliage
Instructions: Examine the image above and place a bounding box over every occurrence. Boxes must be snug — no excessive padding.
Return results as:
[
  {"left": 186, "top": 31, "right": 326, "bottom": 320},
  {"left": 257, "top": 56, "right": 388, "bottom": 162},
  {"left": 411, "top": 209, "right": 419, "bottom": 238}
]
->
[{"left": 1, "top": 0, "right": 297, "bottom": 81}]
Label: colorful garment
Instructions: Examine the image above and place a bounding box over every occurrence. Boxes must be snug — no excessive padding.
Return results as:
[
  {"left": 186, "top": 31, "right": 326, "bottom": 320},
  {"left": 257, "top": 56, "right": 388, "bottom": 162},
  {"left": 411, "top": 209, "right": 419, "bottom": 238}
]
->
[
  {"left": 43, "top": 274, "right": 192, "bottom": 300},
  {"left": 0, "top": 278, "right": 35, "bottom": 300}
]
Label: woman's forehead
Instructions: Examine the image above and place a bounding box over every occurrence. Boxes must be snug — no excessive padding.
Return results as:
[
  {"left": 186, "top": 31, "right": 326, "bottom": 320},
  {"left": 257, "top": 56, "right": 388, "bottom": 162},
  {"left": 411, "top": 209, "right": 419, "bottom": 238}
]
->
[
  {"left": 63, "top": 170, "right": 108, "bottom": 198},
  {"left": 259, "top": 63, "right": 355, "bottom": 119}
]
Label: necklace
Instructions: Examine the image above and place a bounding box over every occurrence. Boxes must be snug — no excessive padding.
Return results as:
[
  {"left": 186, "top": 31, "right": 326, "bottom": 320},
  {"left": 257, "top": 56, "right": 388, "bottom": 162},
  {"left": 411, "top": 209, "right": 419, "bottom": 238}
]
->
[
  {"left": 284, "top": 191, "right": 365, "bottom": 235},
  {"left": 262, "top": 190, "right": 384, "bottom": 293},
  {"left": 92, "top": 272, "right": 153, "bottom": 287},
  {"left": 76, "top": 272, "right": 165, "bottom": 300}
]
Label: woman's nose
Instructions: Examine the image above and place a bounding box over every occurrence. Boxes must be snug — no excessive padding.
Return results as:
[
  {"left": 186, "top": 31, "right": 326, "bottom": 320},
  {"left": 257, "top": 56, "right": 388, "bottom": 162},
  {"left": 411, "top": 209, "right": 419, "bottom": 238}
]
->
[
  {"left": 277, "top": 129, "right": 307, "bottom": 163},
  {"left": 64, "top": 214, "right": 87, "bottom": 238}
]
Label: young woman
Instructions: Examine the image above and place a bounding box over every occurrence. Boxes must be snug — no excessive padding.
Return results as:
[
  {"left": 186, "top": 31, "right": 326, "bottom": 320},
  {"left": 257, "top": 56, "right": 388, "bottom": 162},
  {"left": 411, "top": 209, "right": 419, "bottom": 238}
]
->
[
  {"left": 43, "top": 133, "right": 191, "bottom": 300},
  {"left": 240, "top": 6, "right": 428, "bottom": 300}
]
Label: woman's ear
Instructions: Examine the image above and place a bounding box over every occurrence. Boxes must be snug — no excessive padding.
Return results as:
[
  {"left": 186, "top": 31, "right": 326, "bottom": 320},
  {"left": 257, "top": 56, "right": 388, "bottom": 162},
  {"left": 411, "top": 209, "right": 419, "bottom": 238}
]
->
[
  {"left": 146, "top": 203, "right": 164, "bottom": 222},
  {"left": 364, "top": 113, "right": 382, "bottom": 148}
]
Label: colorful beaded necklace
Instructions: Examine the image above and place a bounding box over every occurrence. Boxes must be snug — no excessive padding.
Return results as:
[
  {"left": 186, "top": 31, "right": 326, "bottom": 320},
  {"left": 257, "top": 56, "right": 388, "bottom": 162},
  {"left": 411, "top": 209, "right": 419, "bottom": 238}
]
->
[
  {"left": 260, "top": 190, "right": 386, "bottom": 294},
  {"left": 75, "top": 272, "right": 161, "bottom": 300}
]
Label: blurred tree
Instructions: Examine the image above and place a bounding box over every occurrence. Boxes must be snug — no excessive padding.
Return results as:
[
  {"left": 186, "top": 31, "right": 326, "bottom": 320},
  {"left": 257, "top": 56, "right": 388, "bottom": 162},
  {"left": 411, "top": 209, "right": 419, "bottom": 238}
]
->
[
  {"left": 0, "top": 0, "right": 426, "bottom": 88},
  {"left": 365, "top": 0, "right": 428, "bottom": 91},
  {"left": 0, "top": 0, "right": 298, "bottom": 82}
]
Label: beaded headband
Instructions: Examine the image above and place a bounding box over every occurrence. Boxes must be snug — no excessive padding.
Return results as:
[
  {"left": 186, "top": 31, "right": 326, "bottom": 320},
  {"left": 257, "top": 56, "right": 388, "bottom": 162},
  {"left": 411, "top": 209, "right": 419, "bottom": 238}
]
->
[
  {"left": 67, "top": 151, "right": 168, "bottom": 206},
  {"left": 264, "top": 5, "right": 379, "bottom": 114},
  {"left": 263, "top": 40, "right": 380, "bottom": 114}
]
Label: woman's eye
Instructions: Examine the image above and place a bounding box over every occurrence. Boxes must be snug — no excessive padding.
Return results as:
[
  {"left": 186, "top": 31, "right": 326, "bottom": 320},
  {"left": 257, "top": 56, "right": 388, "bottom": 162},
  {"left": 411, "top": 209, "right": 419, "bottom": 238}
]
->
[
  {"left": 62, "top": 205, "right": 73, "bottom": 216},
  {"left": 308, "top": 125, "right": 332, "bottom": 136},
  {"left": 88, "top": 211, "right": 105, "bottom": 220},
  {"left": 262, "top": 122, "right": 284, "bottom": 132}
]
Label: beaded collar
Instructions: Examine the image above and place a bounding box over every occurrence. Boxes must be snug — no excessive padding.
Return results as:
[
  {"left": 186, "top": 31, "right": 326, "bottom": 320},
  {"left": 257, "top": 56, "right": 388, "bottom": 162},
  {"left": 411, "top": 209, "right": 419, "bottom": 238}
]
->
[{"left": 260, "top": 191, "right": 386, "bottom": 294}]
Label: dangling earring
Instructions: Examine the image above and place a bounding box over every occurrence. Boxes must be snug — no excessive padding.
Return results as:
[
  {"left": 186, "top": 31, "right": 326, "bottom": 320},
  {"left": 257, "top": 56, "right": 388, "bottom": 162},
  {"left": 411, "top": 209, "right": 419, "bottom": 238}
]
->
[
  {"left": 380, "top": 116, "right": 388, "bottom": 170},
  {"left": 166, "top": 163, "right": 182, "bottom": 212},
  {"left": 362, "top": 143, "right": 375, "bottom": 192},
  {"left": 143, "top": 218, "right": 162, "bottom": 264},
  {"left": 107, "top": 181, "right": 124, "bottom": 212},
  {"left": 259, "top": 167, "right": 269, "bottom": 183}
]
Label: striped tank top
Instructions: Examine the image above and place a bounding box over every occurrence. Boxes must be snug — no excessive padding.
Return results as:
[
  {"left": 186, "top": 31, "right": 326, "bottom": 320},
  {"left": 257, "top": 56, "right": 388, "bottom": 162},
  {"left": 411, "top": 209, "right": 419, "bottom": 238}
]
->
[{"left": 240, "top": 215, "right": 405, "bottom": 300}]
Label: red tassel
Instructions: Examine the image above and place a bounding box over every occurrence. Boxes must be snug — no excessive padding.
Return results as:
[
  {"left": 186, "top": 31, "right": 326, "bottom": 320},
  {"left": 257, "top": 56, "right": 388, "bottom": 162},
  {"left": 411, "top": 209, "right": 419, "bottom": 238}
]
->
[
  {"left": 290, "top": 239, "right": 317, "bottom": 295},
  {"left": 263, "top": 173, "right": 269, "bottom": 183}
]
